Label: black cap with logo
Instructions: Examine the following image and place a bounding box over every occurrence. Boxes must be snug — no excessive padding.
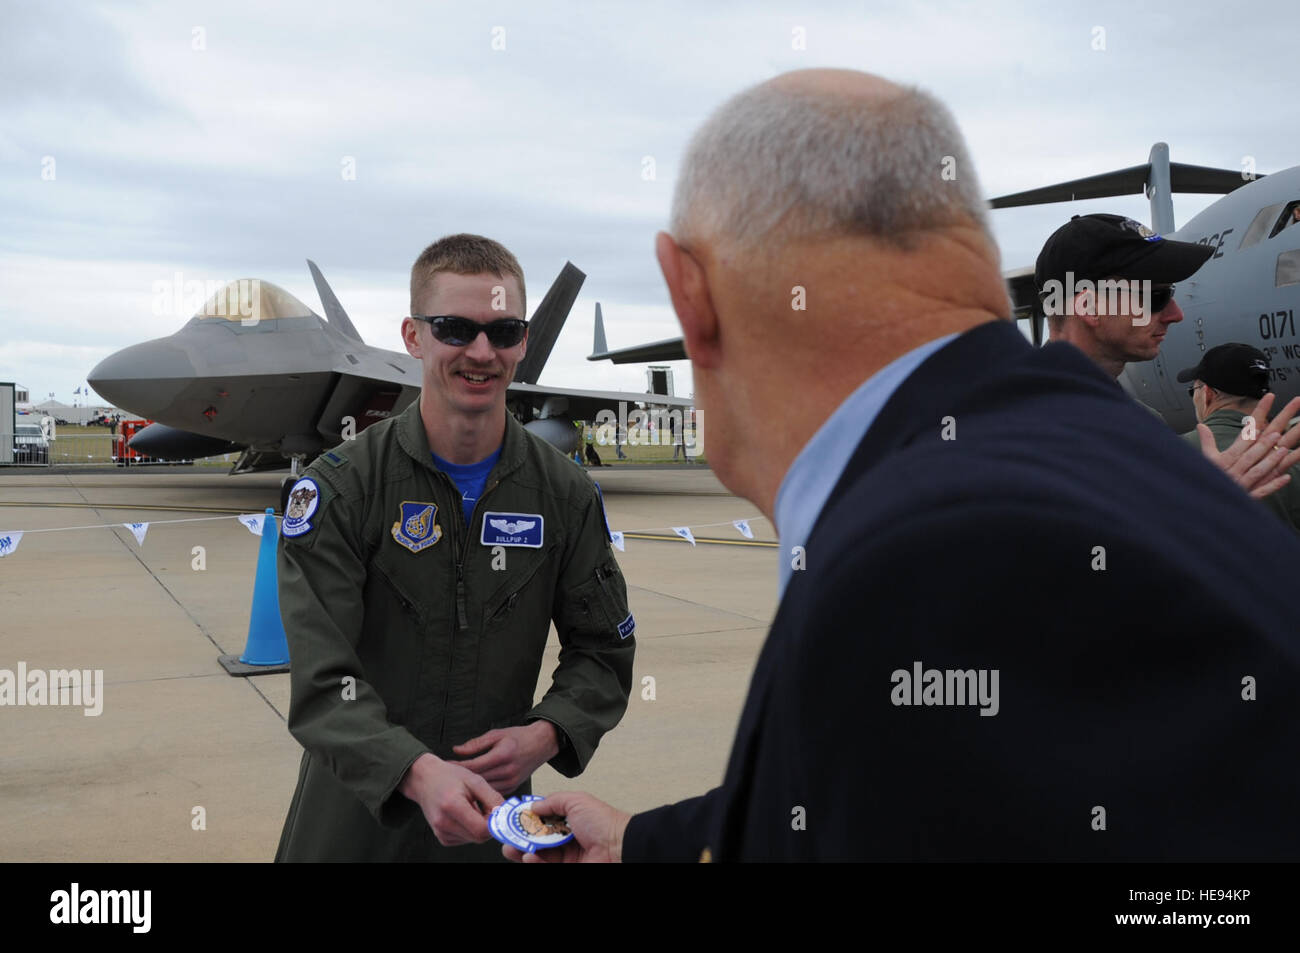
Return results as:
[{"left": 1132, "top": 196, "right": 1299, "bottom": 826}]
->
[
  {"left": 1034, "top": 213, "right": 1215, "bottom": 297},
  {"left": 1176, "top": 343, "right": 1271, "bottom": 400}
]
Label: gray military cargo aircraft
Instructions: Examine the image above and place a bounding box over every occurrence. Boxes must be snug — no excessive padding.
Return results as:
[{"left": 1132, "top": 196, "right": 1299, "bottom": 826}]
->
[
  {"left": 88, "top": 260, "right": 692, "bottom": 509},
  {"left": 591, "top": 143, "right": 1300, "bottom": 435}
]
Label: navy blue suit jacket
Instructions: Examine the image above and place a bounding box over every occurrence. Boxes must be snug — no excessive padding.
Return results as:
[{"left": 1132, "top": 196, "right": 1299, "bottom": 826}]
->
[{"left": 623, "top": 320, "right": 1300, "bottom": 861}]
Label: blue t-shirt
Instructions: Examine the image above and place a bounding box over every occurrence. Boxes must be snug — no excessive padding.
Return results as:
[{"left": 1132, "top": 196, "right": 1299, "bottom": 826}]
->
[{"left": 432, "top": 446, "right": 503, "bottom": 528}]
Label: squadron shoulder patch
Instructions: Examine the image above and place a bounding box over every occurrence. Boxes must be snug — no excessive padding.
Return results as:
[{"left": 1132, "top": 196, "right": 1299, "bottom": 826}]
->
[
  {"left": 282, "top": 478, "right": 320, "bottom": 537},
  {"left": 618, "top": 613, "right": 636, "bottom": 639},
  {"left": 481, "top": 512, "right": 544, "bottom": 548},
  {"left": 392, "top": 501, "right": 443, "bottom": 553}
]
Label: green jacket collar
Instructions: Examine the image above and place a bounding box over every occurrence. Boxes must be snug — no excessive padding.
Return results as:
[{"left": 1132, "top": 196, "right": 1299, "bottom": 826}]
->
[
  {"left": 1201, "top": 407, "right": 1250, "bottom": 431},
  {"left": 394, "top": 395, "right": 527, "bottom": 481}
]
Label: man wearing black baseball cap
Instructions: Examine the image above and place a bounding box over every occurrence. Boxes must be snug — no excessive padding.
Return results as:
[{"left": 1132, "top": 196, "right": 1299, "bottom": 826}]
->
[
  {"left": 1036, "top": 213, "right": 1211, "bottom": 377},
  {"left": 1036, "top": 212, "right": 1300, "bottom": 499},
  {"left": 1178, "top": 344, "right": 1300, "bottom": 531}
]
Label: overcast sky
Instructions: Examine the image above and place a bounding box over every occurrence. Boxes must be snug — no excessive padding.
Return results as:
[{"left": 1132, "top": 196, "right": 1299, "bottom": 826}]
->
[{"left": 3, "top": 0, "right": 1298, "bottom": 407}]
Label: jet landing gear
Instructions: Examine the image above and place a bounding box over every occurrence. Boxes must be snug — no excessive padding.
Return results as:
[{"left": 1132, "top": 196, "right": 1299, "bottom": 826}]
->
[{"left": 279, "top": 455, "right": 307, "bottom": 515}]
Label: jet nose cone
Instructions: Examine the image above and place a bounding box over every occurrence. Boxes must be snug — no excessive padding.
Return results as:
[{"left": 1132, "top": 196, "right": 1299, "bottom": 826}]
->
[{"left": 88, "top": 339, "right": 196, "bottom": 416}]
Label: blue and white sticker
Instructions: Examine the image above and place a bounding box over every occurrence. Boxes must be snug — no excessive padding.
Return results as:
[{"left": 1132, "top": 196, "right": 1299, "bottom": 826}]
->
[
  {"left": 481, "top": 512, "right": 544, "bottom": 548},
  {"left": 618, "top": 613, "right": 636, "bottom": 639},
  {"left": 282, "top": 478, "right": 320, "bottom": 538}
]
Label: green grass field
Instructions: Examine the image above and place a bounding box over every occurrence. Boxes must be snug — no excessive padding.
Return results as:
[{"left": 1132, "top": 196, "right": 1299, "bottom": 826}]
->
[{"left": 34, "top": 426, "right": 703, "bottom": 467}]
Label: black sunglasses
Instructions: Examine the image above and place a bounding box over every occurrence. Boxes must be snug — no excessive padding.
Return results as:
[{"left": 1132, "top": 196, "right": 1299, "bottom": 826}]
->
[
  {"left": 412, "top": 315, "right": 528, "bottom": 348},
  {"left": 1137, "top": 283, "right": 1176, "bottom": 314}
]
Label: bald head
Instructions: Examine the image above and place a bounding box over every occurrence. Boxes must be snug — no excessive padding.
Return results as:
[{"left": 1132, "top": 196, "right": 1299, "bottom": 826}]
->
[
  {"left": 656, "top": 69, "right": 1008, "bottom": 521},
  {"left": 670, "top": 68, "right": 993, "bottom": 256}
]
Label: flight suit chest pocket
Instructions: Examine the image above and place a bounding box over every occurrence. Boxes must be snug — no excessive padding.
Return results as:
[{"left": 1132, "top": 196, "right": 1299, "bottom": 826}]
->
[
  {"left": 359, "top": 563, "right": 432, "bottom": 723},
  {"left": 486, "top": 543, "right": 560, "bottom": 624}
]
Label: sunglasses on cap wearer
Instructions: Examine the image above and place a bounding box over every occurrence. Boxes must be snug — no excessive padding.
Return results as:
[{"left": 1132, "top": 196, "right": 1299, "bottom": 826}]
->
[
  {"left": 1131, "top": 282, "right": 1175, "bottom": 315},
  {"left": 411, "top": 315, "right": 528, "bottom": 348}
]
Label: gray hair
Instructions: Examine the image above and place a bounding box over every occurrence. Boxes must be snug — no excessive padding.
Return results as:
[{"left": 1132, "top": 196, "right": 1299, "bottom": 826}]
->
[{"left": 670, "top": 81, "right": 992, "bottom": 253}]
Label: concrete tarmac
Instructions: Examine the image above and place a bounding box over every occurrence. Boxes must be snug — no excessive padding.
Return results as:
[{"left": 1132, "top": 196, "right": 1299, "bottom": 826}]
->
[{"left": 0, "top": 465, "right": 777, "bottom": 861}]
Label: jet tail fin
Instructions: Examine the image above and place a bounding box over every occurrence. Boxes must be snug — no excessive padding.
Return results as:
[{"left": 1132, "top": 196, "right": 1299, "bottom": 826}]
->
[
  {"left": 307, "top": 260, "right": 364, "bottom": 343},
  {"left": 592, "top": 303, "right": 608, "bottom": 356},
  {"left": 513, "top": 262, "right": 585, "bottom": 384},
  {"left": 989, "top": 143, "right": 1259, "bottom": 234}
]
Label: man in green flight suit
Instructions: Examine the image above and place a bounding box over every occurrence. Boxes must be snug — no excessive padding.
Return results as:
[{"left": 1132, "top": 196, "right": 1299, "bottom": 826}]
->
[
  {"left": 1177, "top": 343, "right": 1300, "bottom": 532},
  {"left": 274, "top": 233, "right": 636, "bottom": 862}
]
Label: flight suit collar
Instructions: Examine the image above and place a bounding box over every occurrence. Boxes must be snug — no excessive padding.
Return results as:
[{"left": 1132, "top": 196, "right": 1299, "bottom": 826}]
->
[
  {"left": 394, "top": 395, "right": 528, "bottom": 483},
  {"left": 1201, "top": 407, "right": 1250, "bottom": 430}
]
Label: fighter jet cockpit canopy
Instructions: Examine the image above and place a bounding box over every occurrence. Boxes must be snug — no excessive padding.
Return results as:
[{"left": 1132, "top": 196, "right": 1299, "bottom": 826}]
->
[{"left": 191, "top": 279, "right": 314, "bottom": 323}]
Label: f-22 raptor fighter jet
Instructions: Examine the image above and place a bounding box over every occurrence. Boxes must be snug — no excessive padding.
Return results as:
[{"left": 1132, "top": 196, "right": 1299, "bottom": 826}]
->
[{"left": 89, "top": 260, "right": 692, "bottom": 509}]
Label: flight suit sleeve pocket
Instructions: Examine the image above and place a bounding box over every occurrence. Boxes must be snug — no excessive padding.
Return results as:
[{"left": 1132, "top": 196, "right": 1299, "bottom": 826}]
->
[{"left": 559, "top": 560, "right": 631, "bottom": 641}]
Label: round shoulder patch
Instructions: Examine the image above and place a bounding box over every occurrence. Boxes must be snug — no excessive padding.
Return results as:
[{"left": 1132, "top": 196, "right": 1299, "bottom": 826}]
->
[{"left": 282, "top": 478, "right": 320, "bottom": 538}]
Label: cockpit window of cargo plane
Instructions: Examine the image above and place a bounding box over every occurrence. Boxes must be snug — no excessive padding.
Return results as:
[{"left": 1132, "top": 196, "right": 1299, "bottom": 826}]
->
[
  {"left": 1271, "top": 202, "right": 1300, "bottom": 239},
  {"left": 1239, "top": 202, "right": 1288, "bottom": 250},
  {"left": 1276, "top": 249, "right": 1300, "bottom": 288}
]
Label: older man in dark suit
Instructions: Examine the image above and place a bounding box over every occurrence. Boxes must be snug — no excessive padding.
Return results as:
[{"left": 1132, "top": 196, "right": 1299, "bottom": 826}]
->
[{"left": 505, "top": 69, "right": 1300, "bottom": 862}]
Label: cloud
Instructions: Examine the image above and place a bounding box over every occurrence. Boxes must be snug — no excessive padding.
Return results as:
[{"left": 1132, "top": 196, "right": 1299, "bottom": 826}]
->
[{"left": 1, "top": 0, "right": 1297, "bottom": 405}]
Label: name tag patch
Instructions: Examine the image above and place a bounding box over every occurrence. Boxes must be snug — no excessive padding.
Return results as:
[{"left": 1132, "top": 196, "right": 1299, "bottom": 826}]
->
[
  {"left": 618, "top": 613, "right": 635, "bottom": 639},
  {"left": 282, "top": 478, "right": 320, "bottom": 538},
  {"left": 481, "top": 512, "right": 544, "bottom": 548}
]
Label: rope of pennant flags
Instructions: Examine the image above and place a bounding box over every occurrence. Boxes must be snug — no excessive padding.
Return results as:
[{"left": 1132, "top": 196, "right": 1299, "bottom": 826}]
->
[
  {"left": 0, "top": 513, "right": 273, "bottom": 560},
  {"left": 0, "top": 513, "right": 770, "bottom": 559},
  {"left": 606, "top": 517, "right": 767, "bottom": 552}
]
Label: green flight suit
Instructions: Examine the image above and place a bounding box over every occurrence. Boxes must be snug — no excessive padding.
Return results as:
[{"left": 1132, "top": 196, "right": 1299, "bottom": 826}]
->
[
  {"left": 1181, "top": 408, "right": 1300, "bottom": 533},
  {"left": 274, "top": 399, "right": 635, "bottom": 861}
]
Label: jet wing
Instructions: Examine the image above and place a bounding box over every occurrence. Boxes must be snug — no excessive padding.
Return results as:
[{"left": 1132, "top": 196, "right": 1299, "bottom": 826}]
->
[
  {"left": 588, "top": 337, "right": 687, "bottom": 364},
  {"left": 331, "top": 346, "right": 420, "bottom": 386},
  {"left": 507, "top": 381, "right": 692, "bottom": 421}
]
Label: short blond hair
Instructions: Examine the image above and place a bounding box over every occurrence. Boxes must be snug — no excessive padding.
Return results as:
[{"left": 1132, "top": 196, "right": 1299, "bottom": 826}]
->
[{"left": 409, "top": 233, "right": 526, "bottom": 314}]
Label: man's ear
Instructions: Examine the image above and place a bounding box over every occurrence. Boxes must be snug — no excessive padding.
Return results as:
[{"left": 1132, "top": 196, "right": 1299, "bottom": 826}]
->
[
  {"left": 401, "top": 317, "right": 422, "bottom": 358},
  {"left": 655, "top": 231, "right": 721, "bottom": 370},
  {"left": 1072, "top": 290, "right": 1100, "bottom": 328}
]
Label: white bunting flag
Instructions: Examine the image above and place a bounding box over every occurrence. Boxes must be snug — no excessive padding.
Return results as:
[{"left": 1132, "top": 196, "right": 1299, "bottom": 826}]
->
[
  {"left": 733, "top": 519, "right": 754, "bottom": 539},
  {"left": 609, "top": 531, "right": 625, "bottom": 552},
  {"left": 671, "top": 526, "right": 696, "bottom": 546},
  {"left": 238, "top": 514, "right": 266, "bottom": 536},
  {"left": 0, "top": 530, "right": 23, "bottom": 558},
  {"left": 123, "top": 522, "right": 149, "bottom": 546}
]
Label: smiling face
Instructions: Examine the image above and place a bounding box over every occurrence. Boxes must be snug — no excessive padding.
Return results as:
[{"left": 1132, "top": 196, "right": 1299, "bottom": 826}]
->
[{"left": 402, "top": 271, "right": 527, "bottom": 419}]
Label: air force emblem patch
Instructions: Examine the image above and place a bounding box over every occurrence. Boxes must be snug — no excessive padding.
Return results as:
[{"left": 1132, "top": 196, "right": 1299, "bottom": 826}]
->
[
  {"left": 282, "top": 478, "right": 320, "bottom": 538},
  {"left": 392, "top": 501, "right": 443, "bottom": 553},
  {"left": 481, "top": 512, "right": 544, "bottom": 548}
]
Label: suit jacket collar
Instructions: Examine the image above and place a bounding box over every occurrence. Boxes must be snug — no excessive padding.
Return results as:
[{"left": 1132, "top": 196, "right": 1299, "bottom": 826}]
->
[{"left": 821, "top": 319, "right": 1028, "bottom": 517}]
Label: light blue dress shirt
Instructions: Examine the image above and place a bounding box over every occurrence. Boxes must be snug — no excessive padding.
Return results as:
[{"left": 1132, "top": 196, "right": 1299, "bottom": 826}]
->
[{"left": 774, "top": 333, "right": 958, "bottom": 597}]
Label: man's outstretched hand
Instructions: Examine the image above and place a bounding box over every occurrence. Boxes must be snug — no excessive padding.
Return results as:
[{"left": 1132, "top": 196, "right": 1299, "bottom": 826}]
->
[
  {"left": 1198, "top": 393, "right": 1300, "bottom": 499},
  {"left": 499, "top": 791, "right": 632, "bottom": 863}
]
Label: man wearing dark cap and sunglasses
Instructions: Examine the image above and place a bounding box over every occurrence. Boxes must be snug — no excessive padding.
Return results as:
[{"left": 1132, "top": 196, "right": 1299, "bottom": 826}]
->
[
  {"left": 275, "top": 233, "right": 635, "bottom": 862},
  {"left": 1037, "top": 213, "right": 1300, "bottom": 498},
  {"left": 1178, "top": 343, "right": 1300, "bottom": 531}
]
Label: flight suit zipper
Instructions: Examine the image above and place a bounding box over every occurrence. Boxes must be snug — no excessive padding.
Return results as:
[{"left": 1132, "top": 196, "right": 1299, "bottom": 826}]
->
[{"left": 436, "top": 473, "right": 501, "bottom": 744}]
